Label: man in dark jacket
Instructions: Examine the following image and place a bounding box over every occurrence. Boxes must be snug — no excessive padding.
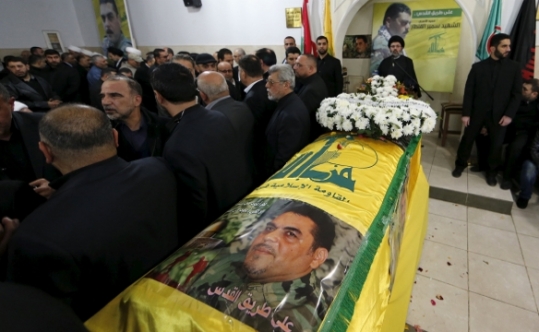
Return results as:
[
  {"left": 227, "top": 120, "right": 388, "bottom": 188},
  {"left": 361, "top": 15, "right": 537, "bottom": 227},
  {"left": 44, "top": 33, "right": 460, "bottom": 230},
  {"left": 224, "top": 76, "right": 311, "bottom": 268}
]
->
[
  {"left": 152, "top": 63, "right": 254, "bottom": 243},
  {"left": 238, "top": 54, "right": 277, "bottom": 184},
  {"left": 264, "top": 64, "right": 310, "bottom": 177},
  {"left": 6, "top": 105, "right": 179, "bottom": 321},
  {"left": 1, "top": 57, "right": 61, "bottom": 112},
  {"left": 378, "top": 35, "right": 421, "bottom": 97},
  {"left": 101, "top": 75, "right": 168, "bottom": 161},
  {"left": 294, "top": 54, "right": 329, "bottom": 141},
  {"left": 47, "top": 51, "right": 80, "bottom": 102},
  {"left": 316, "top": 36, "right": 343, "bottom": 97},
  {"left": 452, "top": 33, "right": 522, "bottom": 186}
]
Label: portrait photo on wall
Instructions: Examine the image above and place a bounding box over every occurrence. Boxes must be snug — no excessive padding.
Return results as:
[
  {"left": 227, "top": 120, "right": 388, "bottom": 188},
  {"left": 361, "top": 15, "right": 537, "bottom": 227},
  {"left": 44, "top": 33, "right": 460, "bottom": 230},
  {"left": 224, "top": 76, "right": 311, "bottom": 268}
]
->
[
  {"left": 92, "top": 0, "right": 133, "bottom": 56},
  {"left": 343, "top": 35, "right": 372, "bottom": 59},
  {"left": 149, "top": 197, "right": 363, "bottom": 332}
]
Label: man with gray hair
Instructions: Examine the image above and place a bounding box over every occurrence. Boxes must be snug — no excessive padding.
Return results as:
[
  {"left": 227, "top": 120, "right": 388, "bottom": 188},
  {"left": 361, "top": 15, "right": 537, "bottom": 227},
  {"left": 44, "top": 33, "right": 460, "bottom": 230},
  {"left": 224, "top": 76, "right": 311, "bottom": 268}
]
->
[
  {"left": 232, "top": 48, "right": 246, "bottom": 87},
  {"left": 87, "top": 54, "right": 108, "bottom": 89},
  {"left": 197, "top": 71, "right": 255, "bottom": 177},
  {"left": 264, "top": 64, "right": 310, "bottom": 177}
]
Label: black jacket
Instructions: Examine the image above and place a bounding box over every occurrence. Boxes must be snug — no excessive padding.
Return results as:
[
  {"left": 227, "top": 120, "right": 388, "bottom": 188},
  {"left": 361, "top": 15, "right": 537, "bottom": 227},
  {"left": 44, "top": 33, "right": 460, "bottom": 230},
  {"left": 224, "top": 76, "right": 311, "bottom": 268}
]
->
[
  {"left": 1, "top": 74, "right": 59, "bottom": 112},
  {"left": 296, "top": 73, "right": 329, "bottom": 141},
  {"left": 265, "top": 92, "right": 310, "bottom": 177},
  {"left": 49, "top": 63, "right": 80, "bottom": 102},
  {"left": 7, "top": 157, "right": 179, "bottom": 321},
  {"left": 113, "top": 107, "right": 169, "bottom": 161},
  {"left": 463, "top": 57, "right": 522, "bottom": 122},
  {"left": 134, "top": 63, "right": 158, "bottom": 113},
  {"left": 163, "top": 104, "right": 254, "bottom": 240},
  {"left": 317, "top": 54, "right": 343, "bottom": 97},
  {"left": 378, "top": 55, "right": 421, "bottom": 97}
]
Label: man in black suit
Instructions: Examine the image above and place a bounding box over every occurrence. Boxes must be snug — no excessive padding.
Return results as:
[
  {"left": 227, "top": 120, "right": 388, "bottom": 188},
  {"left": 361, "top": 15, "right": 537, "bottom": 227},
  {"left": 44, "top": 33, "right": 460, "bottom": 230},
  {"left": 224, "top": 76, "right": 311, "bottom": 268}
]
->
[
  {"left": 264, "top": 64, "right": 310, "bottom": 177},
  {"left": 294, "top": 54, "right": 329, "bottom": 141},
  {"left": 1, "top": 57, "right": 61, "bottom": 112},
  {"left": 101, "top": 75, "right": 168, "bottom": 161},
  {"left": 47, "top": 52, "right": 81, "bottom": 103},
  {"left": 134, "top": 50, "right": 164, "bottom": 114},
  {"left": 378, "top": 36, "right": 421, "bottom": 97},
  {"left": 197, "top": 71, "right": 256, "bottom": 184},
  {"left": 239, "top": 54, "right": 278, "bottom": 183},
  {"left": 255, "top": 48, "right": 277, "bottom": 80},
  {"left": 151, "top": 63, "right": 254, "bottom": 241},
  {"left": 6, "top": 104, "right": 179, "bottom": 321},
  {"left": 107, "top": 46, "right": 125, "bottom": 70},
  {"left": 0, "top": 84, "right": 60, "bottom": 221},
  {"left": 316, "top": 36, "right": 343, "bottom": 97},
  {"left": 452, "top": 33, "right": 522, "bottom": 186}
]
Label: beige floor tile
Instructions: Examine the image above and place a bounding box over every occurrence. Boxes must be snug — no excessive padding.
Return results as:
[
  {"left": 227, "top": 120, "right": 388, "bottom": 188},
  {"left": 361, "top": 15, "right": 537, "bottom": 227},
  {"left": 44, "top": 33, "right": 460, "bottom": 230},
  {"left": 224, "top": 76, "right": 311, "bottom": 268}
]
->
[
  {"left": 421, "top": 161, "right": 432, "bottom": 179},
  {"left": 469, "top": 292, "right": 539, "bottom": 332},
  {"left": 519, "top": 234, "right": 539, "bottom": 270},
  {"left": 430, "top": 150, "right": 455, "bottom": 173},
  {"left": 429, "top": 169, "right": 468, "bottom": 194},
  {"left": 527, "top": 267, "right": 539, "bottom": 312},
  {"left": 468, "top": 207, "right": 515, "bottom": 232},
  {"left": 469, "top": 252, "right": 536, "bottom": 311},
  {"left": 417, "top": 240, "right": 468, "bottom": 290},
  {"left": 426, "top": 214, "right": 467, "bottom": 250},
  {"left": 467, "top": 172, "right": 514, "bottom": 201},
  {"left": 428, "top": 199, "right": 467, "bottom": 221},
  {"left": 512, "top": 209, "right": 539, "bottom": 238},
  {"left": 468, "top": 223, "right": 524, "bottom": 265},
  {"left": 406, "top": 274, "right": 468, "bottom": 332}
]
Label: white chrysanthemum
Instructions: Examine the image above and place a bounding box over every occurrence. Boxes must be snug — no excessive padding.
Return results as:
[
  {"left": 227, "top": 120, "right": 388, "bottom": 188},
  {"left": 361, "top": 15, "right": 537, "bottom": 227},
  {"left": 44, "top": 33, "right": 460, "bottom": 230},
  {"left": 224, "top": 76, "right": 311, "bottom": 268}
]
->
[
  {"left": 374, "top": 111, "right": 388, "bottom": 126},
  {"left": 356, "top": 117, "right": 370, "bottom": 130},
  {"left": 403, "top": 124, "right": 415, "bottom": 136},
  {"left": 421, "top": 117, "right": 436, "bottom": 133},
  {"left": 401, "top": 111, "right": 411, "bottom": 122},
  {"left": 342, "top": 119, "right": 353, "bottom": 132},
  {"left": 380, "top": 124, "right": 389, "bottom": 135},
  {"left": 390, "top": 127, "right": 403, "bottom": 139}
]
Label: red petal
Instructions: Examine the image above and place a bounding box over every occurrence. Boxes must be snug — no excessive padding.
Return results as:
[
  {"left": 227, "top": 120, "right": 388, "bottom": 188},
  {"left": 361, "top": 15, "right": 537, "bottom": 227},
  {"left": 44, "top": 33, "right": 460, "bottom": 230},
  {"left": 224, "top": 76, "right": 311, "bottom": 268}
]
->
[{"left": 431, "top": 299, "right": 436, "bottom": 306}]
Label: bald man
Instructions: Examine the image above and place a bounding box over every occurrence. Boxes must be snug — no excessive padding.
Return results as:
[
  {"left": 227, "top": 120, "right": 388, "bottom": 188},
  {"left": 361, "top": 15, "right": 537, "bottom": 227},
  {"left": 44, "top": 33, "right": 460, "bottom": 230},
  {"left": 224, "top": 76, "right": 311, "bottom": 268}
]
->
[
  {"left": 197, "top": 71, "right": 255, "bottom": 179},
  {"left": 6, "top": 104, "right": 179, "bottom": 320},
  {"left": 293, "top": 54, "right": 329, "bottom": 141}
]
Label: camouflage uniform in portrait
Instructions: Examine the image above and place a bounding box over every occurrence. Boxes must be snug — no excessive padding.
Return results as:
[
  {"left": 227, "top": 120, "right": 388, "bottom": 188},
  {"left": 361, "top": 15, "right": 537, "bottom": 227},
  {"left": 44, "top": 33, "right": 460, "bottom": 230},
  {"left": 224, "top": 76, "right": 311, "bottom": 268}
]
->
[{"left": 188, "top": 252, "right": 327, "bottom": 332}]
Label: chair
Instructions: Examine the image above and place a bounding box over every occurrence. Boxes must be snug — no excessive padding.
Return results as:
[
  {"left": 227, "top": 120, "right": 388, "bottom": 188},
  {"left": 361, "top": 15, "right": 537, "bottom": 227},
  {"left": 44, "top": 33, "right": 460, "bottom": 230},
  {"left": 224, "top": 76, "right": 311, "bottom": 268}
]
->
[{"left": 438, "top": 102, "right": 463, "bottom": 147}]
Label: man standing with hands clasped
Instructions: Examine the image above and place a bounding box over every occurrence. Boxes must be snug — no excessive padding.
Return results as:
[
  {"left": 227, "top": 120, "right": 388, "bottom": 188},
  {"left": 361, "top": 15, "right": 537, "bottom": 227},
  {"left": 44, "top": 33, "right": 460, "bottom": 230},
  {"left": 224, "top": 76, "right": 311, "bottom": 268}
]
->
[{"left": 452, "top": 33, "right": 521, "bottom": 186}]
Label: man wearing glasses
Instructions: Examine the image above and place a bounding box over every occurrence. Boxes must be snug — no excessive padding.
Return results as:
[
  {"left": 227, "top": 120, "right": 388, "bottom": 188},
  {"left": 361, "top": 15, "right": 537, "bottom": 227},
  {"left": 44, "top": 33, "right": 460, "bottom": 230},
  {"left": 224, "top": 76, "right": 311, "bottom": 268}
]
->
[
  {"left": 370, "top": 2, "right": 412, "bottom": 75},
  {"left": 264, "top": 65, "right": 310, "bottom": 178}
]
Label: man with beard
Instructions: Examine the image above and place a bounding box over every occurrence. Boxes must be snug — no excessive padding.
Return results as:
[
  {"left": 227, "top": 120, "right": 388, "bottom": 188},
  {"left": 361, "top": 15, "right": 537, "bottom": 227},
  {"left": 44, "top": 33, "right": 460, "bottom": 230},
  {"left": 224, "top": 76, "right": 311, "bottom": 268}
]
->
[
  {"left": 187, "top": 202, "right": 335, "bottom": 332},
  {"left": 316, "top": 36, "right": 343, "bottom": 97},
  {"left": 370, "top": 3, "right": 411, "bottom": 74},
  {"left": 100, "top": 75, "right": 168, "bottom": 161},
  {"left": 377, "top": 36, "right": 420, "bottom": 97},
  {"left": 263, "top": 64, "right": 310, "bottom": 177},
  {"left": 452, "top": 33, "right": 522, "bottom": 187},
  {"left": 100, "top": 0, "right": 132, "bottom": 56},
  {"left": 1, "top": 57, "right": 61, "bottom": 112}
]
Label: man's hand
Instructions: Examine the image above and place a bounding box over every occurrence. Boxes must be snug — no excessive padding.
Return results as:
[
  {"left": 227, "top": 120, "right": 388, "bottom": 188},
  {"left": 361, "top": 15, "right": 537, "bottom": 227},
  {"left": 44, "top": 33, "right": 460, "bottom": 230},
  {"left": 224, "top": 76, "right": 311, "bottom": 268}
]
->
[
  {"left": 480, "top": 127, "right": 488, "bottom": 136},
  {"left": 30, "top": 178, "right": 55, "bottom": 199},
  {"left": 48, "top": 99, "right": 62, "bottom": 109},
  {"left": 19, "top": 107, "right": 32, "bottom": 113},
  {"left": 0, "top": 217, "right": 20, "bottom": 257},
  {"left": 499, "top": 116, "right": 512, "bottom": 127},
  {"left": 461, "top": 116, "right": 470, "bottom": 127}
]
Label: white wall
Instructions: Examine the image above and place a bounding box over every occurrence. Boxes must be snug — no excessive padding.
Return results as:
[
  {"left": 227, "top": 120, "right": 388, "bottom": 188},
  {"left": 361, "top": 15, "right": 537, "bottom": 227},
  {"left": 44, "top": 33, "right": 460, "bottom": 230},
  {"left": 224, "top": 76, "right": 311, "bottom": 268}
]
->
[
  {"left": 0, "top": 0, "right": 86, "bottom": 49},
  {"left": 126, "top": 0, "right": 303, "bottom": 47}
]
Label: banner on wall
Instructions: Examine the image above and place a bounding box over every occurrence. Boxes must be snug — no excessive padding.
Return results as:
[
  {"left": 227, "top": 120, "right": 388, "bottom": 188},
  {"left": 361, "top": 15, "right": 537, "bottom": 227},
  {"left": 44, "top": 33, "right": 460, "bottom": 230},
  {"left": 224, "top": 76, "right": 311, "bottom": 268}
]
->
[
  {"left": 509, "top": 0, "right": 536, "bottom": 80},
  {"left": 92, "top": 0, "right": 133, "bottom": 56},
  {"left": 370, "top": 1, "right": 463, "bottom": 92}
]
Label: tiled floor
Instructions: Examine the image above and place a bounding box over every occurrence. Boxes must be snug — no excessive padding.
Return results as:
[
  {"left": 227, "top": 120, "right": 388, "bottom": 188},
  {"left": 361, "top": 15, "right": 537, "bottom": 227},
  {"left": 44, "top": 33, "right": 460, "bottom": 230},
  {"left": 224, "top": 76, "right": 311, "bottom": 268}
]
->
[{"left": 405, "top": 133, "right": 539, "bottom": 331}]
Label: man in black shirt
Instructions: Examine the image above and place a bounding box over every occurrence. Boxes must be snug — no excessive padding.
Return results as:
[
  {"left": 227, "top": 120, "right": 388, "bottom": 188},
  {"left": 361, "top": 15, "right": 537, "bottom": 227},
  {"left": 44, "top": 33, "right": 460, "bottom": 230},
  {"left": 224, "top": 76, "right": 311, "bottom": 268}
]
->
[
  {"left": 452, "top": 33, "right": 521, "bottom": 186},
  {"left": 378, "top": 35, "right": 421, "bottom": 97},
  {"left": 1, "top": 57, "right": 61, "bottom": 112},
  {"left": 316, "top": 36, "right": 343, "bottom": 97},
  {"left": 100, "top": 75, "right": 168, "bottom": 161}
]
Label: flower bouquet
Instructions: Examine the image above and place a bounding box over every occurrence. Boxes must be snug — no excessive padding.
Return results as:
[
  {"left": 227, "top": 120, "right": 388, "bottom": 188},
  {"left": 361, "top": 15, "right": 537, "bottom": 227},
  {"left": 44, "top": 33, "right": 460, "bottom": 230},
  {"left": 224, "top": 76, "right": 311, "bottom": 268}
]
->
[{"left": 317, "top": 75, "right": 437, "bottom": 140}]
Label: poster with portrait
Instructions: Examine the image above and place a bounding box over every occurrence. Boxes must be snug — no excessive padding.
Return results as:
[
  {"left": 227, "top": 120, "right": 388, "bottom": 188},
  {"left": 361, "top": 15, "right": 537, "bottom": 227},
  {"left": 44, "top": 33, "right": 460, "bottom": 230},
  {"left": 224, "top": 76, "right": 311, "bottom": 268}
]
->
[
  {"left": 86, "top": 133, "right": 430, "bottom": 331},
  {"left": 371, "top": 1, "right": 463, "bottom": 92},
  {"left": 92, "top": 0, "right": 134, "bottom": 56},
  {"left": 42, "top": 31, "right": 64, "bottom": 53},
  {"left": 343, "top": 35, "right": 372, "bottom": 59}
]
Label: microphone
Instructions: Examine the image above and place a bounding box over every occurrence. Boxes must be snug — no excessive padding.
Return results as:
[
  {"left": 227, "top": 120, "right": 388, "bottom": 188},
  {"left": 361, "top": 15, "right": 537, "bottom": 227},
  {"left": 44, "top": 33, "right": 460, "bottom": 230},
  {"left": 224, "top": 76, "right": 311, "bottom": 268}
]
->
[{"left": 392, "top": 59, "right": 433, "bottom": 100}]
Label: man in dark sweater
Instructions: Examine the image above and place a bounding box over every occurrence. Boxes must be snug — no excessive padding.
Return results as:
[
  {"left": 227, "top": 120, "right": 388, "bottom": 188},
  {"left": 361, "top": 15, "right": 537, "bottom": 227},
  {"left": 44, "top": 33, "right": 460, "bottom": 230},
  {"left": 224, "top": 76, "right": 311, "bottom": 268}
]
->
[{"left": 377, "top": 35, "right": 420, "bottom": 97}]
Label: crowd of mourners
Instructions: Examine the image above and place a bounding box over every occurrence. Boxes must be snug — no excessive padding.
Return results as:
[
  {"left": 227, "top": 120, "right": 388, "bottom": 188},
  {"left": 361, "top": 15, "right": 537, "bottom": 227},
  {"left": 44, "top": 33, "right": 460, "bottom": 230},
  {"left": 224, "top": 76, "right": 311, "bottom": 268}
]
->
[{"left": 0, "top": 36, "right": 344, "bottom": 326}]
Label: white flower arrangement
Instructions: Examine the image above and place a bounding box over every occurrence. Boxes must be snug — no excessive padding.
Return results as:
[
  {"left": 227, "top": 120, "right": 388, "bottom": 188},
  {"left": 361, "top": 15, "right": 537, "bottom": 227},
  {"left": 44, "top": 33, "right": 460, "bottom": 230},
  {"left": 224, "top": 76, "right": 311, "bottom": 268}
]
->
[{"left": 316, "top": 75, "right": 437, "bottom": 140}]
